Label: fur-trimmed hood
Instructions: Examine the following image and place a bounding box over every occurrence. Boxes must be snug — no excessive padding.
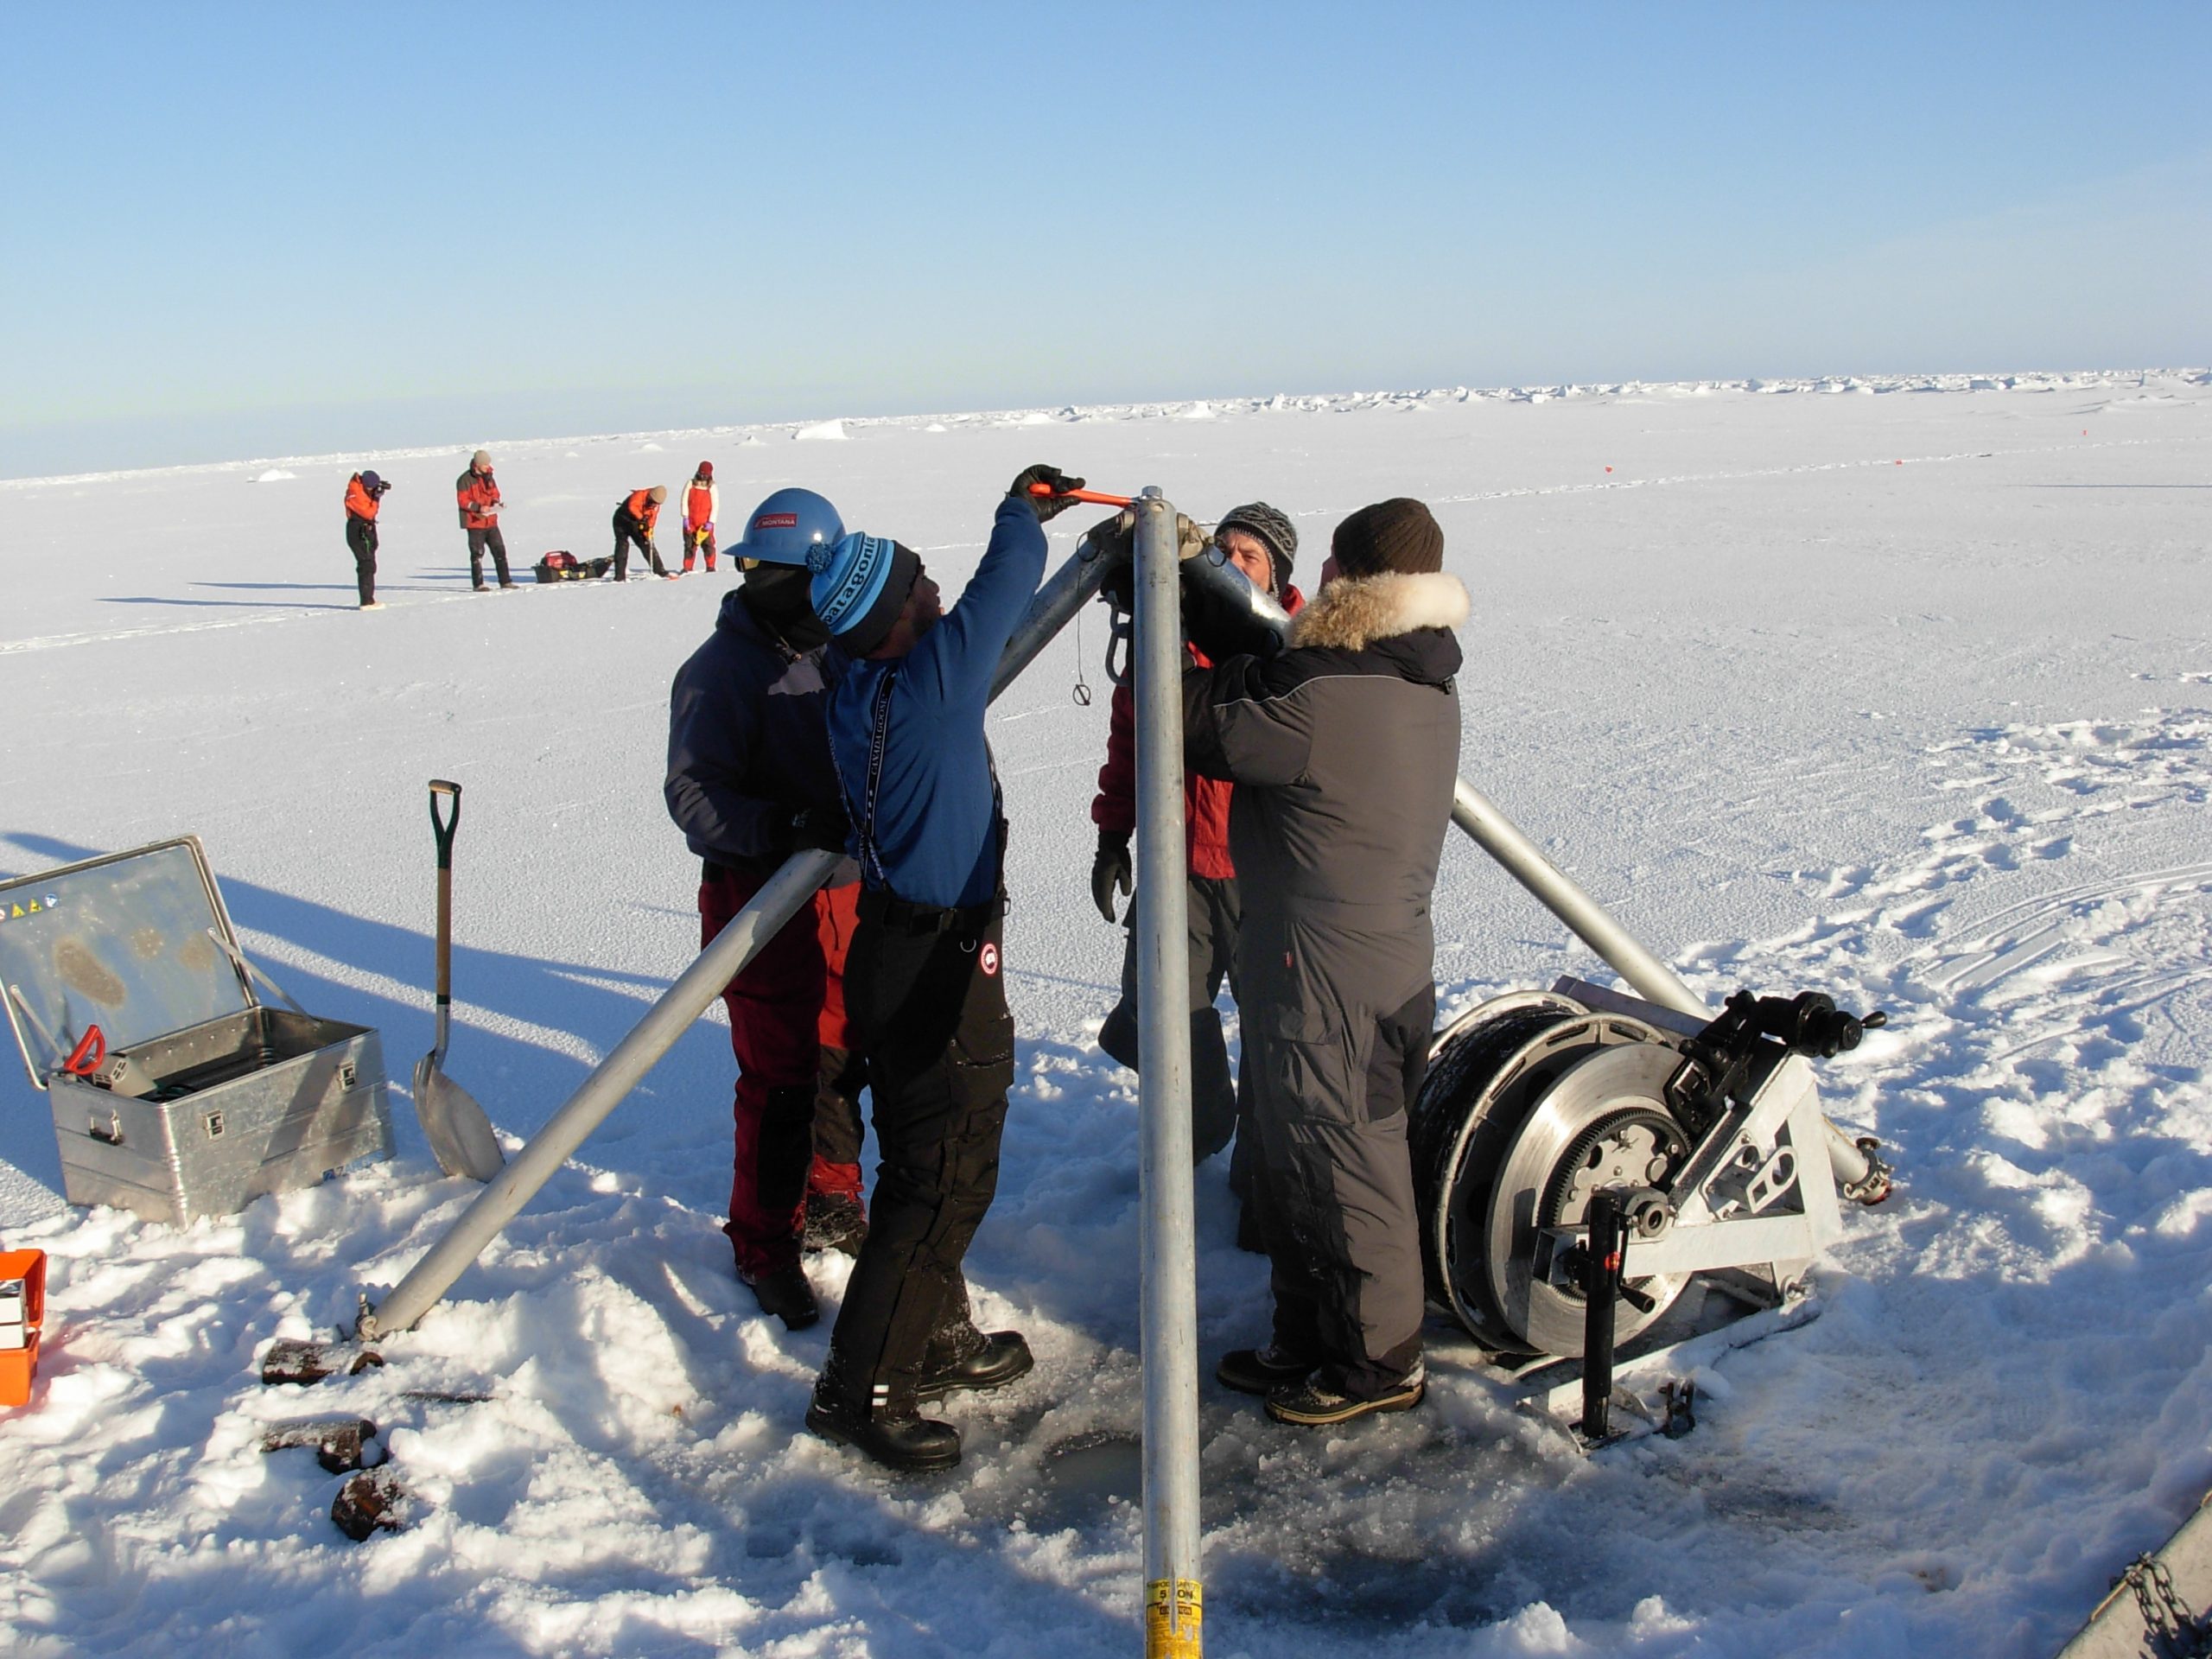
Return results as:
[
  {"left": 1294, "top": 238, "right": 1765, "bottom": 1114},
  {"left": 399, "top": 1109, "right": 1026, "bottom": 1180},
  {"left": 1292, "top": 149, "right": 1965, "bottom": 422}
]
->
[{"left": 1289, "top": 570, "right": 1470, "bottom": 652}]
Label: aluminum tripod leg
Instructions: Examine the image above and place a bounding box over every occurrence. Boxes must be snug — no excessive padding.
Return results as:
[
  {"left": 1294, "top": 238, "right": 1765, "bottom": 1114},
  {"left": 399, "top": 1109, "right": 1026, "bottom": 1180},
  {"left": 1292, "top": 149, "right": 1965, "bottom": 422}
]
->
[{"left": 359, "top": 531, "right": 1128, "bottom": 1341}]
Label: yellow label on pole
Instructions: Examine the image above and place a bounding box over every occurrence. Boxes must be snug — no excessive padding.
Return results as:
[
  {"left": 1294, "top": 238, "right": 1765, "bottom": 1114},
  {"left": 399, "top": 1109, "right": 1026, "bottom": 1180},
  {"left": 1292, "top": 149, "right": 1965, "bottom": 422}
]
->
[{"left": 1144, "top": 1579, "right": 1203, "bottom": 1659}]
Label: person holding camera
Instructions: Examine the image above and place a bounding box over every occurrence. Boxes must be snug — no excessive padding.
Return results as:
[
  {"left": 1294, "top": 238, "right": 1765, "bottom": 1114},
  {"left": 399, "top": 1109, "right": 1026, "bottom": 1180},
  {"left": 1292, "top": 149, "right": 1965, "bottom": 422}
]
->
[{"left": 343, "top": 468, "right": 390, "bottom": 610}]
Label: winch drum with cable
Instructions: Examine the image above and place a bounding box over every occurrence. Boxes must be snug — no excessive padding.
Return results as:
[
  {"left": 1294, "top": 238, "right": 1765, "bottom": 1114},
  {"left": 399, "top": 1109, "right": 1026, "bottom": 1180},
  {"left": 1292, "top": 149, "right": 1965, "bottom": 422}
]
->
[{"left": 1409, "top": 990, "right": 1696, "bottom": 1358}]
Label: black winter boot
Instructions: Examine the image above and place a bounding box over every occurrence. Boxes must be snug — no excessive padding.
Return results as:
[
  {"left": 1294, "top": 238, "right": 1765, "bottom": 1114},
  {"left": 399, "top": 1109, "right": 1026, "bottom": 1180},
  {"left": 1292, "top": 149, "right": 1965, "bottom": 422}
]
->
[
  {"left": 918, "top": 1330, "right": 1033, "bottom": 1402},
  {"left": 740, "top": 1260, "right": 819, "bottom": 1331},
  {"left": 1215, "top": 1344, "right": 1317, "bottom": 1396},
  {"left": 805, "top": 1381, "right": 961, "bottom": 1472},
  {"left": 1265, "top": 1363, "right": 1427, "bottom": 1426}
]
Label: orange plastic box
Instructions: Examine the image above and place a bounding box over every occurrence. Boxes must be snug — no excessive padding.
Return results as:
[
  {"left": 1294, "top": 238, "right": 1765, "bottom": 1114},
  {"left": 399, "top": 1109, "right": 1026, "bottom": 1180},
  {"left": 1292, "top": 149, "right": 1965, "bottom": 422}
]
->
[{"left": 0, "top": 1249, "right": 48, "bottom": 1407}]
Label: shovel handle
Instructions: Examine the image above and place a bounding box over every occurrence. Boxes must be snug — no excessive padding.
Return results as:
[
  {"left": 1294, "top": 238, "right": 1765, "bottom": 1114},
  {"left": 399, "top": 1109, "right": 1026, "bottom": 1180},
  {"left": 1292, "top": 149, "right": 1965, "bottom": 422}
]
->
[
  {"left": 429, "top": 779, "right": 462, "bottom": 868},
  {"left": 428, "top": 781, "right": 461, "bottom": 1015}
]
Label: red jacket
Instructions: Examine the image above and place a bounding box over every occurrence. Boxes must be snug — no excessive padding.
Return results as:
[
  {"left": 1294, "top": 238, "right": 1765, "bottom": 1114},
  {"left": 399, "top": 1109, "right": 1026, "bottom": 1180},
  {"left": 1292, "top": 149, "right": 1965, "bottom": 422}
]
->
[
  {"left": 621, "top": 489, "right": 662, "bottom": 534},
  {"left": 1090, "top": 584, "right": 1304, "bottom": 880},
  {"left": 344, "top": 474, "right": 379, "bottom": 522},
  {"left": 684, "top": 479, "right": 717, "bottom": 531},
  {"left": 455, "top": 467, "right": 500, "bottom": 529}
]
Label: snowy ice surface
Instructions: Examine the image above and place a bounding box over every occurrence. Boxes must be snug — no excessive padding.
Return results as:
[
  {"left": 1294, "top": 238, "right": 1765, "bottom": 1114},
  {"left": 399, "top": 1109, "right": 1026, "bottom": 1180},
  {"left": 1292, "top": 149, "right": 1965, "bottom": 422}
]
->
[{"left": 1, "top": 370, "right": 2209, "bottom": 1656}]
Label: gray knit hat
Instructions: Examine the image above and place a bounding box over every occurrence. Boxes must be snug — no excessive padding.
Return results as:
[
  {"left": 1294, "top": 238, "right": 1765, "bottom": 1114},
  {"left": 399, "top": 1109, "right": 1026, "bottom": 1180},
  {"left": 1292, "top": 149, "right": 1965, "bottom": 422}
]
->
[
  {"left": 471, "top": 448, "right": 493, "bottom": 469},
  {"left": 1216, "top": 501, "right": 1297, "bottom": 594}
]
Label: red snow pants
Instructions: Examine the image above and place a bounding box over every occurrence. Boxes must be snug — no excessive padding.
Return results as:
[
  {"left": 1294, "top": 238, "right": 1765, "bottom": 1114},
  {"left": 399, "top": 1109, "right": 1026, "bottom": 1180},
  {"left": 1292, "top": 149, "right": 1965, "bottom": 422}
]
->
[{"left": 700, "top": 866, "right": 865, "bottom": 1275}]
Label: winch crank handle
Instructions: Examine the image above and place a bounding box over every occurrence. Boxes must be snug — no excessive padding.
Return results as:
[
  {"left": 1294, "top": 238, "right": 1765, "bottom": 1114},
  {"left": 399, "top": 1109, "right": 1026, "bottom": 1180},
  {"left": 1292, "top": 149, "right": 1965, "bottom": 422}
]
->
[
  {"left": 429, "top": 779, "right": 463, "bottom": 868},
  {"left": 63, "top": 1025, "right": 106, "bottom": 1077},
  {"left": 1027, "top": 483, "right": 1135, "bottom": 508}
]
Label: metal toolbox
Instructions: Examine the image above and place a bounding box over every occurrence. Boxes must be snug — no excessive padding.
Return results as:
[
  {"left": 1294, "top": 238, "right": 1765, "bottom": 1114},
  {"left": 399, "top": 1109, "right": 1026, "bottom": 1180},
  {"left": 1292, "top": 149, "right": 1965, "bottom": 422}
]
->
[{"left": 0, "top": 837, "right": 391, "bottom": 1226}]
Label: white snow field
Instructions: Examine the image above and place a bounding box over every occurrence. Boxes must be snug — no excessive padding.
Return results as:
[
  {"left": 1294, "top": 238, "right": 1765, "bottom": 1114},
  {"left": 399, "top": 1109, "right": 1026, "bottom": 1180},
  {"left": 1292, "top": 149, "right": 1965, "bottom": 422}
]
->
[{"left": 1, "top": 371, "right": 2207, "bottom": 1657}]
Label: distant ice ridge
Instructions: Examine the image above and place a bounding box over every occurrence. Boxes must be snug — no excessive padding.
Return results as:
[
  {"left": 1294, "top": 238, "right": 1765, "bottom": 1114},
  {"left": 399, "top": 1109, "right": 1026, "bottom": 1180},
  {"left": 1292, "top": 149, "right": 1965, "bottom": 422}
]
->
[{"left": 2, "top": 366, "right": 2198, "bottom": 493}]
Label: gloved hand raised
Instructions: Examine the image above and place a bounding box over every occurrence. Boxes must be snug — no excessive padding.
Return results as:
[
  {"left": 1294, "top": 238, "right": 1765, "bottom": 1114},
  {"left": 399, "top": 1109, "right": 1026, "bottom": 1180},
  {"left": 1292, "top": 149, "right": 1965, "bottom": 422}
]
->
[
  {"left": 1009, "top": 463, "right": 1086, "bottom": 521},
  {"left": 790, "top": 802, "right": 851, "bottom": 854},
  {"left": 1091, "top": 829, "right": 1132, "bottom": 923}
]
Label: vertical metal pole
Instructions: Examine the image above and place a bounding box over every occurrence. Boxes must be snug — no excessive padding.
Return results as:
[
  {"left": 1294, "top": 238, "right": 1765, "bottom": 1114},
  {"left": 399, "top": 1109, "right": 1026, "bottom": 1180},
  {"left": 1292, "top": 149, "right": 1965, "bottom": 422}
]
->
[{"left": 1133, "top": 492, "right": 1202, "bottom": 1658}]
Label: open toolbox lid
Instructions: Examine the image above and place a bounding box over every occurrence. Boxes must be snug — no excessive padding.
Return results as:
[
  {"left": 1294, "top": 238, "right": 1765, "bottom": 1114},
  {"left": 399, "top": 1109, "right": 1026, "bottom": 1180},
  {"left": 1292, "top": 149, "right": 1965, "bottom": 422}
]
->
[{"left": 0, "top": 837, "right": 257, "bottom": 1090}]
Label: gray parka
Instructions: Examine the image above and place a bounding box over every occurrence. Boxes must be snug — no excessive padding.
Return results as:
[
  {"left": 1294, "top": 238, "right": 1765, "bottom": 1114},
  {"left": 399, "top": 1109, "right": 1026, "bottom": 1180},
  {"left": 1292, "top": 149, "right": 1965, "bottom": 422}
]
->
[{"left": 1183, "top": 569, "right": 1470, "bottom": 1389}]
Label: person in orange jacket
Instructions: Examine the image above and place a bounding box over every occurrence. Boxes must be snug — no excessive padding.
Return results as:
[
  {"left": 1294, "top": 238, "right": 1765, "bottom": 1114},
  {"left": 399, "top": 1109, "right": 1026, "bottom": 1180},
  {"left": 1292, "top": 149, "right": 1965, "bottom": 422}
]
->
[
  {"left": 344, "top": 470, "right": 390, "bottom": 609},
  {"left": 455, "top": 449, "right": 514, "bottom": 590},
  {"left": 613, "top": 486, "right": 673, "bottom": 581},
  {"left": 682, "top": 462, "right": 721, "bottom": 574}
]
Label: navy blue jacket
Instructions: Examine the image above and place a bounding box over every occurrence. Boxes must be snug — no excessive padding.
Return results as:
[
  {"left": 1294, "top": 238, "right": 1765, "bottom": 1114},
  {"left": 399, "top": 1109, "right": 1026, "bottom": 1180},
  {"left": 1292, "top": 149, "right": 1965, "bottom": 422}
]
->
[
  {"left": 825, "top": 498, "right": 1046, "bottom": 909},
  {"left": 665, "top": 588, "right": 849, "bottom": 875}
]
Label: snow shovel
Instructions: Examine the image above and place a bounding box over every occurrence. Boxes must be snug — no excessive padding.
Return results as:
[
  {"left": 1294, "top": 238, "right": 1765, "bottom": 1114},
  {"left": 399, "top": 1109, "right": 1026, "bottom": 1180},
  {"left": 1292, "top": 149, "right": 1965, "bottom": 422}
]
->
[{"left": 411, "top": 780, "right": 505, "bottom": 1181}]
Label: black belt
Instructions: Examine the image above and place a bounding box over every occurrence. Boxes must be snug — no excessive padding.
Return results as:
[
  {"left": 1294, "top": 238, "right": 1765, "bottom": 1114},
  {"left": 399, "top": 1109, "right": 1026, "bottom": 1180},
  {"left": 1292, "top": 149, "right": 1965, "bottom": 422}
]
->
[{"left": 856, "top": 887, "right": 999, "bottom": 937}]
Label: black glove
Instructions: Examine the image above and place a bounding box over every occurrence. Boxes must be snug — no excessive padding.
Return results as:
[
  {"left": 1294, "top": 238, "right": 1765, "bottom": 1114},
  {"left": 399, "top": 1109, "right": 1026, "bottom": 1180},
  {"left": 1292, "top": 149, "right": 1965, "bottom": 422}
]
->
[
  {"left": 1091, "top": 830, "right": 1132, "bottom": 923},
  {"left": 1009, "top": 463, "right": 1086, "bottom": 521},
  {"left": 790, "top": 802, "right": 851, "bottom": 853}
]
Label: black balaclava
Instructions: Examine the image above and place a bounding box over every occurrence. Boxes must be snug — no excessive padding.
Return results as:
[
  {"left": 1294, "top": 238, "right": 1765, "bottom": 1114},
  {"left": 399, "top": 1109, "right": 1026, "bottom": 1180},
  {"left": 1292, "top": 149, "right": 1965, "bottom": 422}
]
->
[{"left": 741, "top": 563, "right": 830, "bottom": 652}]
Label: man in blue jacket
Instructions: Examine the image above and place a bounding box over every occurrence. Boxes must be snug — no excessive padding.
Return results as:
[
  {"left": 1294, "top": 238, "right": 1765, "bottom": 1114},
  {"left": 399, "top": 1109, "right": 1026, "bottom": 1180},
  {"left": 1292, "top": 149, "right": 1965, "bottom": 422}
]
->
[{"left": 798, "top": 462, "right": 1082, "bottom": 1472}]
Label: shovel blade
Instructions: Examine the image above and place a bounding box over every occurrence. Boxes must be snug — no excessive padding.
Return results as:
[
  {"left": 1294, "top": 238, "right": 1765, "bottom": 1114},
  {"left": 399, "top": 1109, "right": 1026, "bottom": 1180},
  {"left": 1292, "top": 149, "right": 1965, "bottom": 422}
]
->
[{"left": 411, "top": 1052, "right": 505, "bottom": 1181}]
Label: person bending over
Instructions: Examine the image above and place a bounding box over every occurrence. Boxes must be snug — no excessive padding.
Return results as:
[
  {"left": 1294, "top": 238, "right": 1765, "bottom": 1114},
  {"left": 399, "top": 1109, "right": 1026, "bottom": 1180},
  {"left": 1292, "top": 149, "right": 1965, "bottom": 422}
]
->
[{"left": 613, "top": 486, "right": 672, "bottom": 581}]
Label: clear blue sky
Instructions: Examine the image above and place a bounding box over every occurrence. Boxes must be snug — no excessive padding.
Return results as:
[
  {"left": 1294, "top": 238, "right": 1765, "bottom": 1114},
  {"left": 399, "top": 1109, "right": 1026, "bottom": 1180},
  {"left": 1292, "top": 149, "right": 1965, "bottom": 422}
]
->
[{"left": 3, "top": 1, "right": 2206, "bottom": 477}]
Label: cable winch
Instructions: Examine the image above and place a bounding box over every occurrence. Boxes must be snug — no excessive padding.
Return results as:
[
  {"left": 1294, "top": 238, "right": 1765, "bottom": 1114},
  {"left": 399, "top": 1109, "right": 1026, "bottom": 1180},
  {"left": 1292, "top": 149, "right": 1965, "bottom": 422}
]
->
[{"left": 1408, "top": 976, "right": 1890, "bottom": 1440}]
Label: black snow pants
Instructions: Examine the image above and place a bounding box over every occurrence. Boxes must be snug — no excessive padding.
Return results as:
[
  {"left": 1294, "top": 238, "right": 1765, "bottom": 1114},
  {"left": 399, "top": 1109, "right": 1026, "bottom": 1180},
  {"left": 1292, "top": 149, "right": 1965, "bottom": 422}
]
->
[
  {"left": 1243, "top": 936, "right": 1433, "bottom": 1400},
  {"left": 823, "top": 892, "right": 1014, "bottom": 1416},
  {"left": 1098, "top": 872, "right": 1246, "bottom": 1166},
  {"left": 467, "top": 525, "right": 512, "bottom": 588},
  {"left": 612, "top": 512, "right": 667, "bottom": 580},
  {"left": 346, "top": 517, "right": 378, "bottom": 606}
]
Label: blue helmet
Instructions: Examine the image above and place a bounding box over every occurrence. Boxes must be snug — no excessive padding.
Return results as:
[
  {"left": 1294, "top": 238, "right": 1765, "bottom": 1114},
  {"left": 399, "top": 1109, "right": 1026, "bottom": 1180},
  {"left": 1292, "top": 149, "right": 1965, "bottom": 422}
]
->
[
  {"left": 809, "top": 531, "right": 920, "bottom": 656},
  {"left": 734, "top": 487, "right": 844, "bottom": 567}
]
